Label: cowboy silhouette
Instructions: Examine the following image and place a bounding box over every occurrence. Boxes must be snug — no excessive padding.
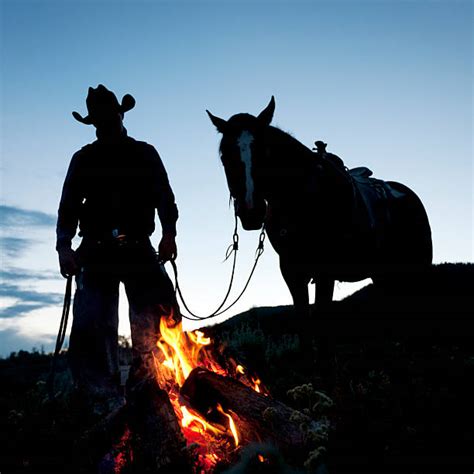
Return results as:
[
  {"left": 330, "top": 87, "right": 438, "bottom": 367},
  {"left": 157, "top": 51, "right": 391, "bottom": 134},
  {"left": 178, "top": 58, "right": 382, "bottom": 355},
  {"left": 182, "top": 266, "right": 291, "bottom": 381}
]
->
[{"left": 56, "top": 85, "right": 179, "bottom": 417}]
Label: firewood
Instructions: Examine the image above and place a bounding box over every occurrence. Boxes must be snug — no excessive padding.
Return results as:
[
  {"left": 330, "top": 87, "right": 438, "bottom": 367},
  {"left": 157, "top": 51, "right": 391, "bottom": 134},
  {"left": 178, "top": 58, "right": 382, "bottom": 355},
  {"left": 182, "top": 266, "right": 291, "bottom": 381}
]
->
[
  {"left": 128, "top": 377, "right": 192, "bottom": 473},
  {"left": 181, "top": 368, "right": 322, "bottom": 463}
]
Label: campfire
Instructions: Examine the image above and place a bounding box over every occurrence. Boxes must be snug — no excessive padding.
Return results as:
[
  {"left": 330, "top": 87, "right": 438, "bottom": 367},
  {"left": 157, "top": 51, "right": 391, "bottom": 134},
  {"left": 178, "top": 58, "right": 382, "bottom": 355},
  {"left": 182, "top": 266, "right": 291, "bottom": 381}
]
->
[
  {"left": 110, "top": 306, "right": 328, "bottom": 473},
  {"left": 152, "top": 306, "right": 266, "bottom": 471}
]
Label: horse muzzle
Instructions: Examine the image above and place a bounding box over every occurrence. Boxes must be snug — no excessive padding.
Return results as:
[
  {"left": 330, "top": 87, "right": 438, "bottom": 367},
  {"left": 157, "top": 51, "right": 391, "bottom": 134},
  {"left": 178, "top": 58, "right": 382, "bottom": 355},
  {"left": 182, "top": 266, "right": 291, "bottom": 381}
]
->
[{"left": 236, "top": 201, "right": 266, "bottom": 231}]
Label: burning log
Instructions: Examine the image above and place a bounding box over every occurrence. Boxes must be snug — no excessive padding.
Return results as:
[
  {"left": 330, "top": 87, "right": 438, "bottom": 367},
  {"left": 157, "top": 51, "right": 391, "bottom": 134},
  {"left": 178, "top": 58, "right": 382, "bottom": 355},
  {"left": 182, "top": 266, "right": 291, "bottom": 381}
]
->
[
  {"left": 128, "top": 377, "right": 192, "bottom": 473},
  {"left": 181, "top": 368, "right": 323, "bottom": 464}
]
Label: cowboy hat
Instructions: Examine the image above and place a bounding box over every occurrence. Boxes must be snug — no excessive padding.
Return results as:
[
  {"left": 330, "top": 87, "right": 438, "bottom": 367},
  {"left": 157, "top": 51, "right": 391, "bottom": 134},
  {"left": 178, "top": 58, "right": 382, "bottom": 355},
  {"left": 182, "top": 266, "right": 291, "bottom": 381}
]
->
[{"left": 72, "top": 84, "right": 135, "bottom": 125}]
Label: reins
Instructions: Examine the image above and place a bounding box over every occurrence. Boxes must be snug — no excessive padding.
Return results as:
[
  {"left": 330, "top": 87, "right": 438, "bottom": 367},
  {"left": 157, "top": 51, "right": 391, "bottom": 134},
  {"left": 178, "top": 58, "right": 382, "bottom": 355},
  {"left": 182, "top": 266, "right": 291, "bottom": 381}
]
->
[
  {"left": 47, "top": 215, "right": 264, "bottom": 398},
  {"left": 47, "top": 275, "right": 73, "bottom": 401},
  {"left": 170, "top": 216, "right": 266, "bottom": 321}
]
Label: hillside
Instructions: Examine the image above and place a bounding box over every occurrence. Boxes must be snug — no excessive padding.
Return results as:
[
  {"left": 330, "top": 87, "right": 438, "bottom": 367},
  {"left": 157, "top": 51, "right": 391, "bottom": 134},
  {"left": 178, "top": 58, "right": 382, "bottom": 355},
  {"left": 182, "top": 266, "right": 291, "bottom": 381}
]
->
[{"left": 206, "top": 263, "right": 474, "bottom": 472}]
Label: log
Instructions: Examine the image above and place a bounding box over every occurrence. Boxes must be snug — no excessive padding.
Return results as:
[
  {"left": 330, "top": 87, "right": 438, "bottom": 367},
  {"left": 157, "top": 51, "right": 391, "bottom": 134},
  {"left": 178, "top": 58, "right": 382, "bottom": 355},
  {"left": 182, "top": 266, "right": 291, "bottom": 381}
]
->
[
  {"left": 128, "top": 377, "right": 192, "bottom": 473},
  {"left": 181, "top": 368, "right": 321, "bottom": 463}
]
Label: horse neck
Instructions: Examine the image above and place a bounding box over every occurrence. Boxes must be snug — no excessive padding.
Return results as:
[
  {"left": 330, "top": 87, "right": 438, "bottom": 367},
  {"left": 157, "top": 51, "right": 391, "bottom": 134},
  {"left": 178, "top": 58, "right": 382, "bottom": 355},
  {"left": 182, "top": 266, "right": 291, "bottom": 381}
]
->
[
  {"left": 262, "top": 127, "right": 313, "bottom": 195},
  {"left": 265, "top": 127, "right": 353, "bottom": 221},
  {"left": 265, "top": 126, "right": 313, "bottom": 163},
  {"left": 262, "top": 126, "right": 351, "bottom": 200}
]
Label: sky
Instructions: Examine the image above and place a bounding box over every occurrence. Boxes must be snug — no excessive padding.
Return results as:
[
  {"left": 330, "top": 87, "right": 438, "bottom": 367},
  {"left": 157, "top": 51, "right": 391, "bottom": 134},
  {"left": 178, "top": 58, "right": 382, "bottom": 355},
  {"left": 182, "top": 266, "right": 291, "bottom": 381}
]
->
[{"left": 0, "top": 0, "right": 472, "bottom": 357}]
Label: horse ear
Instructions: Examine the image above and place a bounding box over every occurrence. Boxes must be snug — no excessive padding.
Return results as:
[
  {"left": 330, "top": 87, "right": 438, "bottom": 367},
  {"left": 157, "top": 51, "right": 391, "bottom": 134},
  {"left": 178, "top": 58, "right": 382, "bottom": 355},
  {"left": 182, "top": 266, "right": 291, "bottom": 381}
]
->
[
  {"left": 257, "top": 96, "right": 275, "bottom": 126},
  {"left": 206, "top": 110, "right": 227, "bottom": 133}
]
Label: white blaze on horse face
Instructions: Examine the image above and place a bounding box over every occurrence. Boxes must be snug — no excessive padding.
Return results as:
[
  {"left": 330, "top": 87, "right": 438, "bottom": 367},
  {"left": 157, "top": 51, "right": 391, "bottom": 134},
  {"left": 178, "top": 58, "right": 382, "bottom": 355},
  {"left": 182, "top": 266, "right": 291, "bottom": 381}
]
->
[{"left": 237, "top": 130, "right": 255, "bottom": 208}]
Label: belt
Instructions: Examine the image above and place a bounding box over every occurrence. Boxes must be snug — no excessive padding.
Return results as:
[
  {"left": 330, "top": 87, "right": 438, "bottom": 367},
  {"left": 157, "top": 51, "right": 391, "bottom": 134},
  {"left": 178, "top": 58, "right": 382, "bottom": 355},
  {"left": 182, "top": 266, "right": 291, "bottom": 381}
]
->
[{"left": 83, "top": 229, "right": 150, "bottom": 247}]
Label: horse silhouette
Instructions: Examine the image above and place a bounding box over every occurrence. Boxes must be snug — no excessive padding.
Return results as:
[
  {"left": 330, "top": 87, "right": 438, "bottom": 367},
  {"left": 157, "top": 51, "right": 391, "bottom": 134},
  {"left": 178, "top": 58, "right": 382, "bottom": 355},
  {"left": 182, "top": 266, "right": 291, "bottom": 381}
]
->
[{"left": 207, "top": 97, "right": 432, "bottom": 319}]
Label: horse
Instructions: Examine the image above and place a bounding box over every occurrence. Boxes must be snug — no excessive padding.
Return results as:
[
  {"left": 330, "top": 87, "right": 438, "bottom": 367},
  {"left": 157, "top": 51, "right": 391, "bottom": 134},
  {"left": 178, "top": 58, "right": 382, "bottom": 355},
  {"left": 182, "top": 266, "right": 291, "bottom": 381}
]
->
[{"left": 207, "top": 97, "right": 433, "bottom": 320}]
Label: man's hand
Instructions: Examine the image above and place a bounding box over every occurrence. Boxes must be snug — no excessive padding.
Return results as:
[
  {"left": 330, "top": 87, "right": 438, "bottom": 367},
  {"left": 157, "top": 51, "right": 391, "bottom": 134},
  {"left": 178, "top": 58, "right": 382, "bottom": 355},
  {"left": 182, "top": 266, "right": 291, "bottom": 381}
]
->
[
  {"left": 58, "top": 247, "right": 79, "bottom": 278},
  {"left": 158, "top": 234, "right": 177, "bottom": 263}
]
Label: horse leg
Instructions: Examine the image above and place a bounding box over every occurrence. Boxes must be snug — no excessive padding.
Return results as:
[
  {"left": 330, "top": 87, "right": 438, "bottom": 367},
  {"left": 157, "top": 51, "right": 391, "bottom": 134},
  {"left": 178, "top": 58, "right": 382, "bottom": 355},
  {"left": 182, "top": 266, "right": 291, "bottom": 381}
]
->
[
  {"left": 314, "top": 276, "right": 336, "bottom": 388},
  {"left": 279, "top": 259, "right": 314, "bottom": 361},
  {"left": 279, "top": 260, "right": 310, "bottom": 322}
]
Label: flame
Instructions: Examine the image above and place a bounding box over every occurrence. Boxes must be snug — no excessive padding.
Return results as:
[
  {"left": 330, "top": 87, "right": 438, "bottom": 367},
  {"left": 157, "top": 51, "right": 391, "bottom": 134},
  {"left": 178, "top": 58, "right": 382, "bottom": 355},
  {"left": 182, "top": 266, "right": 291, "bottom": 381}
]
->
[
  {"left": 251, "top": 376, "right": 262, "bottom": 393},
  {"left": 216, "top": 404, "right": 239, "bottom": 447},
  {"left": 181, "top": 405, "right": 224, "bottom": 437},
  {"left": 154, "top": 308, "right": 265, "bottom": 471},
  {"left": 189, "top": 330, "right": 211, "bottom": 345},
  {"left": 157, "top": 318, "right": 197, "bottom": 385}
]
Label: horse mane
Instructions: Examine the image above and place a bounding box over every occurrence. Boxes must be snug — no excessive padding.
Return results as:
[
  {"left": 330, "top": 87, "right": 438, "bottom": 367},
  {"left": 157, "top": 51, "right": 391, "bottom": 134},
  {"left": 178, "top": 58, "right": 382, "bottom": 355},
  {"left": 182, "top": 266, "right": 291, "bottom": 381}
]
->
[{"left": 266, "top": 125, "right": 315, "bottom": 162}]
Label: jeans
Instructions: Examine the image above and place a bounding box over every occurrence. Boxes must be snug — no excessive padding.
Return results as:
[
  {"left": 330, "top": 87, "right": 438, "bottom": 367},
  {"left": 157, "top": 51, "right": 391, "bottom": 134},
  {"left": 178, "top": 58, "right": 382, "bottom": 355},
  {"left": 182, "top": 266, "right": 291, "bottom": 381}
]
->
[{"left": 68, "top": 237, "right": 177, "bottom": 402}]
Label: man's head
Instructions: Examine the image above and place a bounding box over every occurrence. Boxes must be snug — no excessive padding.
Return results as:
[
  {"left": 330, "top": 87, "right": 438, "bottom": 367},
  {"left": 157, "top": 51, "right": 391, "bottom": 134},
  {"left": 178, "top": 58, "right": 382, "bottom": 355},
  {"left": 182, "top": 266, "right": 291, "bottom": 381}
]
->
[{"left": 72, "top": 85, "right": 135, "bottom": 134}]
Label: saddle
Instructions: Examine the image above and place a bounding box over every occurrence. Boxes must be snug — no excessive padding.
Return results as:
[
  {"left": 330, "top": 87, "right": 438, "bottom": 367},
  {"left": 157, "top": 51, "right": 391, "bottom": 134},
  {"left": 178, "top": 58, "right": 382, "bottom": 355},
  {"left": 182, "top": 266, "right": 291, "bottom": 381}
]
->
[{"left": 348, "top": 167, "right": 405, "bottom": 250}]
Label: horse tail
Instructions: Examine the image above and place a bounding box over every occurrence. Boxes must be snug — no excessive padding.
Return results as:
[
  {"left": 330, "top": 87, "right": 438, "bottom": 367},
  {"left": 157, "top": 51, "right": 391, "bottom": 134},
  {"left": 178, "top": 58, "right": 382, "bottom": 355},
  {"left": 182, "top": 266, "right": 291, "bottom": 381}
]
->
[{"left": 386, "top": 181, "right": 433, "bottom": 266}]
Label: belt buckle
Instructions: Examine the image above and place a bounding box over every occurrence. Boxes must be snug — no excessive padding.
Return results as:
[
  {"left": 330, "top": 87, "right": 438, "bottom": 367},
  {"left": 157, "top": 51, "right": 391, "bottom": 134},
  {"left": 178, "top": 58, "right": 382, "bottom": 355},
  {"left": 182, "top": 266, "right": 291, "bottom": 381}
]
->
[{"left": 112, "top": 229, "right": 127, "bottom": 246}]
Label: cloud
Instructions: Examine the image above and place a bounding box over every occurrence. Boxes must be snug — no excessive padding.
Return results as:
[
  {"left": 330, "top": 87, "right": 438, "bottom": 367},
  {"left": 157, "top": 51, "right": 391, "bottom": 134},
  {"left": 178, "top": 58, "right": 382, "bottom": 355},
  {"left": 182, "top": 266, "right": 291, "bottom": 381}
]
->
[
  {"left": 0, "top": 236, "right": 32, "bottom": 258},
  {"left": 1, "top": 205, "right": 56, "bottom": 260},
  {"left": 1, "top": 205, "right": 56, "bottom": 227},
  {"left": 0, "top": 283, "right": 63, "bottom": 318},
  {"left": 0, "top": 267, "right": 58, "bottom": 282},
  {"left": 0, "top": 205, "right": 65, "bottom": 353}
]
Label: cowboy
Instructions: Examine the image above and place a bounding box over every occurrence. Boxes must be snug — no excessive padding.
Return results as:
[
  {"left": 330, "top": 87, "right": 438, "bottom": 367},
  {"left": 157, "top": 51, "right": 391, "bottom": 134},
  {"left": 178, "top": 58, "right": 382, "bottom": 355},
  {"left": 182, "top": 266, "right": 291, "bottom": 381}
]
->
[{"left": 56, "top": 85, "right": 179, "bottom": 416}]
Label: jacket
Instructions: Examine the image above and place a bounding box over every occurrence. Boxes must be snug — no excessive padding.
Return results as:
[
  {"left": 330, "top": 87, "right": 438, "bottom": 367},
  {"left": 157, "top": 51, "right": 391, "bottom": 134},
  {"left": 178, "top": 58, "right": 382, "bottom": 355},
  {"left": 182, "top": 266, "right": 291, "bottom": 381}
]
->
[{"left": 56, "top": 131, "right": 178, "bottom": 250}]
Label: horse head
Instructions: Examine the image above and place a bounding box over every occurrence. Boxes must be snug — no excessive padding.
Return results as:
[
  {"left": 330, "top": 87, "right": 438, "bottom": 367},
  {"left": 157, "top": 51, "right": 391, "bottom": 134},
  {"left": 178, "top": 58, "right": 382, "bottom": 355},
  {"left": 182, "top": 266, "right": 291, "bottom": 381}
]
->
[{"left": 207, "top": 97, "right": 275, "bottom": 230}]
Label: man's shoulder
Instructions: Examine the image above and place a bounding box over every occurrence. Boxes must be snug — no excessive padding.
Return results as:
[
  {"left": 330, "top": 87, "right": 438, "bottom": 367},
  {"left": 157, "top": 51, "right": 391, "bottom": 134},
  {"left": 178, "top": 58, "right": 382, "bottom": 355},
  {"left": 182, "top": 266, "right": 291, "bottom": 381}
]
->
[
  {"left": 71, "top": 142, "right": 96, "bottom": 162},
  {"left": 75, "top": 141, "right": 99, "bottom": 154},
  {"left": 127, "top": 138, "right": 161, "bottom": 160},
  {"left": 128, "top": 137, "right": 157, "bottom": 152}
]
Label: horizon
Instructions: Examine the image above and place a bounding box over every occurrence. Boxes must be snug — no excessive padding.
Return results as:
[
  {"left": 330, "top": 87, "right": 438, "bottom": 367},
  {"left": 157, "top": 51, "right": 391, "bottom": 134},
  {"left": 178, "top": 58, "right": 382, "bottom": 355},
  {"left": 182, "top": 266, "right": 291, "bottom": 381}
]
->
[{"left": 1, "top": 0, "right": 472, "bottom": 357}]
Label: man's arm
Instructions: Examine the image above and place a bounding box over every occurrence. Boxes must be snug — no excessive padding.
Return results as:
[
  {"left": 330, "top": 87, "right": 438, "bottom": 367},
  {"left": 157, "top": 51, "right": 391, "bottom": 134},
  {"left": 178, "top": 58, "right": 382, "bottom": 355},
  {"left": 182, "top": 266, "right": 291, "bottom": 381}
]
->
[
  {"left": 148, "top": 145, "right": 179, "bottom": 261},
  {"left": 56, "top": 151, "right": 83, "bottom": 276}
]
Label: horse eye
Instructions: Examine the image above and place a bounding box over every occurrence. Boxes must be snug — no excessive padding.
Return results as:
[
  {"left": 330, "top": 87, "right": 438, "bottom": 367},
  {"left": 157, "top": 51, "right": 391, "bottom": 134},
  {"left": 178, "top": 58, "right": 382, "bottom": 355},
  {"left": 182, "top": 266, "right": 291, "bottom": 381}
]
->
[{"left": 223, "top": 148, "right": 241, "bottom": 163}]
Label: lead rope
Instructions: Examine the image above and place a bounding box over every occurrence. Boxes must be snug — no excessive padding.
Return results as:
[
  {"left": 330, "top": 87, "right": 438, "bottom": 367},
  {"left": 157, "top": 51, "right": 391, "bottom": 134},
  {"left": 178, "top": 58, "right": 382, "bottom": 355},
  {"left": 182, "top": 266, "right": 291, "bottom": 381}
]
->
[
  {"left": 170, "top": 221, "right": 266, "bottom": 321},
  {"left": 47, "top": 275, "right": 73, "bottom": 401}
]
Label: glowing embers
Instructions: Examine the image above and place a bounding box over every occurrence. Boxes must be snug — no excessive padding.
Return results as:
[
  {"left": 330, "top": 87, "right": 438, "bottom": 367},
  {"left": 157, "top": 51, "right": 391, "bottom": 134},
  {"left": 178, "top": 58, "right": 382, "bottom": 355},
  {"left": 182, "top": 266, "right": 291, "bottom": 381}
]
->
[
  {"left": 235, "top": 363, "right": 267, "bottom": 396},
  {"left": 154, "top": 308, "right": 265, "bottom": 471}
]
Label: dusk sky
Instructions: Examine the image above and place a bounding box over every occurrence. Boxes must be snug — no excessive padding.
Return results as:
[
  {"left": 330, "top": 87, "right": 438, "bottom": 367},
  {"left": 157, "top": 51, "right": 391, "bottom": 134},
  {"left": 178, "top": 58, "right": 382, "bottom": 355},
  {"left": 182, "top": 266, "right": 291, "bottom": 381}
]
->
[{"left": 0, "top": 0, "right": 472, "bottom": 357}]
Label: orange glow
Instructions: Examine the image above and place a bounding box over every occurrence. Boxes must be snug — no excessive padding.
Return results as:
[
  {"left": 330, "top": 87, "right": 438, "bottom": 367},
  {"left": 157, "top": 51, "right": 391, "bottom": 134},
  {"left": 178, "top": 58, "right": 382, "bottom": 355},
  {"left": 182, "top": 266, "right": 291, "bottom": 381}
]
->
[{"left": 258, "top": 454, "right": 266, "bottom": 463}]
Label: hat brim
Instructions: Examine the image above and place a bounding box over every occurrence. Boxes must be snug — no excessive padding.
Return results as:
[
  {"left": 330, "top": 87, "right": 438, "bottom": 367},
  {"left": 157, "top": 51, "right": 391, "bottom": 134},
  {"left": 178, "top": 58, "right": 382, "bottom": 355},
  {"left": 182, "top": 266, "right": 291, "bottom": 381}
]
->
[
  {"left": 72, "top": 93, "right": 136, "bottom": 125},
  {"left": 121, "top": 94, "right": 135, "bottom": 113},
  {"left": 72, "top": 111, "right": 94, "bottom": 125}
]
